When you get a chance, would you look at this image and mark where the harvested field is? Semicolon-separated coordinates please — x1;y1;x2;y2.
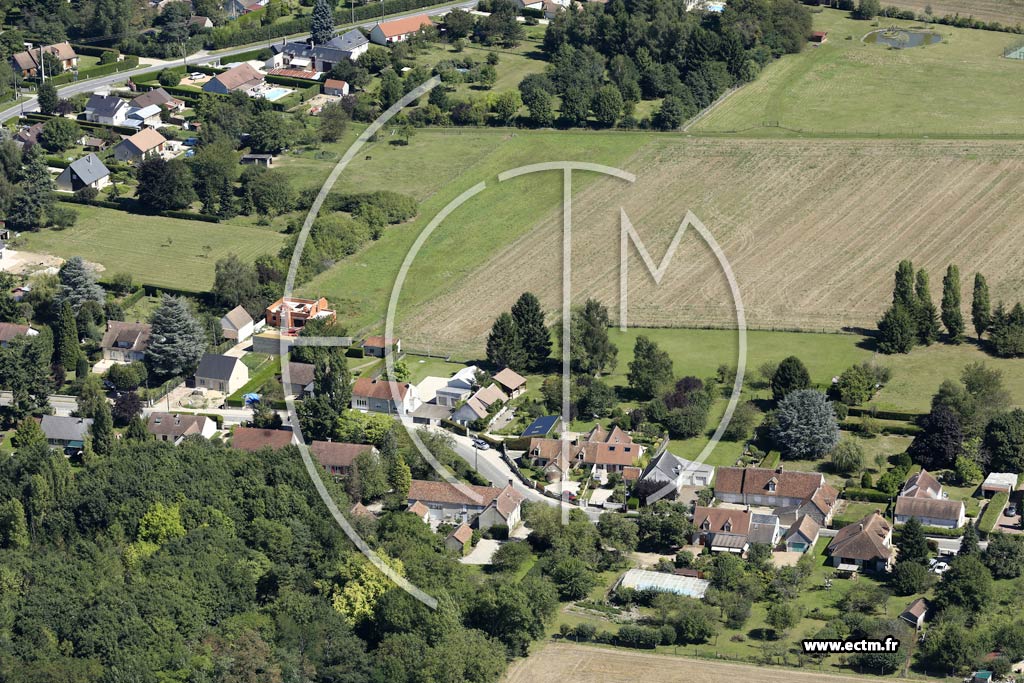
397;136;1024;354
503;643;916;683
885;0;1024;25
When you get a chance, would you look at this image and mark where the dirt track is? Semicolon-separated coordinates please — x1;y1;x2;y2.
504;643;921;683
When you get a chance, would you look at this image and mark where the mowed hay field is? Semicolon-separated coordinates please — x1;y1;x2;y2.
885;0;1024;25
503;643;918;683
692;8;1024;135
397;136;1024;353
19;204;286;292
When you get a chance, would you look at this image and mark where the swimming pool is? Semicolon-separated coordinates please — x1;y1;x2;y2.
262;87;293;102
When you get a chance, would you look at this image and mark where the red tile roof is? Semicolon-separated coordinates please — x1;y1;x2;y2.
352;377;410;401
827;512;893;562
375;14;433;38
693;506;751;535
311;441;374;469
231;427;294;452
715;466;827;501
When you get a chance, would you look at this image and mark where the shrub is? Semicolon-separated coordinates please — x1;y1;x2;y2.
158;69;181;87
615;624;661;649
74;186;99;202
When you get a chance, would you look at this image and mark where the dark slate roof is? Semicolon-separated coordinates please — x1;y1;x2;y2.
65;153;110;186
85;93;127;118
195;353;244;380
327;29;369;52
40;415;92;442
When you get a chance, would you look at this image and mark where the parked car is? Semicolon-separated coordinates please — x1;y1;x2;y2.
471;437;490;450
931;562;950;575
1008;504;1018;517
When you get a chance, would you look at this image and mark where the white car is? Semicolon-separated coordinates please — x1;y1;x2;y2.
931;562;950;575
471;437;490;451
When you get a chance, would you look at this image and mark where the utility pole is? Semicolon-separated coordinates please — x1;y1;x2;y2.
39;45;45;84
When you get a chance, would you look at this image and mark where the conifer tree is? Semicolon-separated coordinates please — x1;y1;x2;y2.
311;0;335;45
511;292;551;371
941;264;964;343
486;312;525;370
972;273;991;340
146;296;207;377
56;300;81;370
915;269;940;346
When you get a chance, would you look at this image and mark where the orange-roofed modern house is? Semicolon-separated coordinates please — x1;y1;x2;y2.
362;335;400;358
407;479;523;530
231;427;295;452
369;14;434;45
264;296;336;332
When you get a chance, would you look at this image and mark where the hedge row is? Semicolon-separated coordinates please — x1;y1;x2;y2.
265;73;321;88
842;487;892;503
47;55;140;86
847;406;922;422
120;288;147;309
918;524;965;538
70;44;120;58
760;451;781;469
23;111;137;136
52;194;224;225
979;492;1009;536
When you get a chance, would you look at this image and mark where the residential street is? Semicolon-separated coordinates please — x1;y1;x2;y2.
0;1;478;124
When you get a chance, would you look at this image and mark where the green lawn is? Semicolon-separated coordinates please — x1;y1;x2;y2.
693;8;1024;136
294;127;651;334
19;205;286;293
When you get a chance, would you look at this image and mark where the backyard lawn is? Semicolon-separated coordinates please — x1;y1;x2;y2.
19;204;286;292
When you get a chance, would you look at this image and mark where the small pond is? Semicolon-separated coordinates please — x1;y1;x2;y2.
863;28;942;48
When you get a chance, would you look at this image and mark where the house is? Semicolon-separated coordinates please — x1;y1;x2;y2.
714;465;838;526
894;497;966;529
84;94;130;126
220;305;254;342
231;426;294;451
147;412;217;443
311;440;376;477
407;479;524;530
56;154;110;193
528;425;643;480
194;354;249;394
691;506;752;554
541;0;565;18
203;63;266;95
267;30;369;72
810;30;828;44
351;501;375;518
783;514;820;553
369;14;434;45
513;0;543;10
901;469;943;499
114;128;167;163
435;365;479;407
283;361;315;397
13;123;44;149
11;42;78;77
362;335;400;358
982;472;1016;497
635;443;714;503
492;367;527;398
445;522;473;555
130;87;186;112
351;377;421;415
100;321;151;363
900;598;928;630
126;104;163;128
748;513;782;546
264;296;336;331
407;500;431;523
240;153;274;167
452;383;507;426
826;511;894;573
0;323;38;348
40;415;92;456
324;79;349;96
189;15;214;29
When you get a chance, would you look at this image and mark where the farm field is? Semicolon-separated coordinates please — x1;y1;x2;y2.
18;204;286;292
692;8;1024;135
885;0;1024;25
389;134;1024;350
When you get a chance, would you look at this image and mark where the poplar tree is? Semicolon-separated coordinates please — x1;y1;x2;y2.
941;264;964;343
972;273;991;340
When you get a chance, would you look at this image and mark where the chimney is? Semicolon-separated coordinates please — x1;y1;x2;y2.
776;464;784;474
508;479;514;488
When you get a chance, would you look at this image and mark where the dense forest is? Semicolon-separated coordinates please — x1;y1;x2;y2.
0;434;558;681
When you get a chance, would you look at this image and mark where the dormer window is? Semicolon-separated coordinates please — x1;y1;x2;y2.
767;478;777;493
723;520;732;532
701;519;710;530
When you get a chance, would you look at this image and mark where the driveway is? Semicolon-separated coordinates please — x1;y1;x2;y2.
588;487;615;506
461;538;501;565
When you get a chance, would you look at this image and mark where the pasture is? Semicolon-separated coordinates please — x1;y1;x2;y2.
19;205;286;292
692;8;1024;135
883;0;1024;25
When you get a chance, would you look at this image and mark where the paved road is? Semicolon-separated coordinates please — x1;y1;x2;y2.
0;391;79;416
444;430;602;521
0;0;477;123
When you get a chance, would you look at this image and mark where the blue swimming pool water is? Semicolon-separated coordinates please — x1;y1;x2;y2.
263;87;292;102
